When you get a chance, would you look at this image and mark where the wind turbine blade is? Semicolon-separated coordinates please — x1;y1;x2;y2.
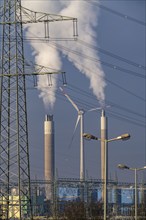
69;114;81;148
59;87;79;112
105;105;111;109
86;105;111;113
87;107;102;112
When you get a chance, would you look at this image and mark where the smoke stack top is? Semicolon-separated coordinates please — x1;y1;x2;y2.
101;109;105;117
45;115;53;121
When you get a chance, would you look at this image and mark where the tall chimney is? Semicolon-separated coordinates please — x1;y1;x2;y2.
44;115;55;200
100;109;108;181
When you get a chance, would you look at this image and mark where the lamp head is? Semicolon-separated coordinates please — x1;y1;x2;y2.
83;133;98;140
116;133;130;141
117;164;129;170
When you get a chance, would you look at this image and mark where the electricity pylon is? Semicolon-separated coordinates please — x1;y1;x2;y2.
0;0;77;219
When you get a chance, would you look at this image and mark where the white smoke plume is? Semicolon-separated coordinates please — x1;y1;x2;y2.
22;0;106;109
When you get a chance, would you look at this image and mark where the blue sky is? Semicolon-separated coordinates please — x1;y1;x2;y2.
23;0;145;183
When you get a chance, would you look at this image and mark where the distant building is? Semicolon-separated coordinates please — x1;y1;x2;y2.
0;195;27;219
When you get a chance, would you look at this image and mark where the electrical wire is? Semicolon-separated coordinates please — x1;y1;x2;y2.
77;39;146;71
26;76;146;128
23;36;146;71
23;38;145;79
24;42;145;125
84;0;146;27
20;0;146;27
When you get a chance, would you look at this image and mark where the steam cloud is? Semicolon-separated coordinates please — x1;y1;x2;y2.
23;0;106;110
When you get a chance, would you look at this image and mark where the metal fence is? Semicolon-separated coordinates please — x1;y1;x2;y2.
30;178;146;219
0;178;146;219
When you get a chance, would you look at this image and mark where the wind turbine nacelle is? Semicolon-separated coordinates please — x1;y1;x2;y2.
79;110;84;115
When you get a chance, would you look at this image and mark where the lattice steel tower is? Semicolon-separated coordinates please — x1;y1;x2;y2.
0;0;77;219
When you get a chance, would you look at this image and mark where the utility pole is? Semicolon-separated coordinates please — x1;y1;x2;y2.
0;1;77;219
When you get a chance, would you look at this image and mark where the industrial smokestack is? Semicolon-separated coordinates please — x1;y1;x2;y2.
100;109;108;181
44;115;55;200
100;109;108;202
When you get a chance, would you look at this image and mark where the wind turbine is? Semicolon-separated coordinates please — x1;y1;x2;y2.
60;87;85;181
60;87;110;181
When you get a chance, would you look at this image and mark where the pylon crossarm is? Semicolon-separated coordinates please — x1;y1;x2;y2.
0;61;65;76
20;6;77;24
30;64;65;75
21;6;78;38
0;8;77;24
25;62;67;85
0;62;67;86
0;72;65;77
0;5;78;37
0;71;66;87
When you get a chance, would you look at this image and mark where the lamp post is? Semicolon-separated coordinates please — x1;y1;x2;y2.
118;164;146;220
83;133;130;220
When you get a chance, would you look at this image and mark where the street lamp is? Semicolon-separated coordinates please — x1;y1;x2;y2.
118;164;146;220
83;133;130;142
83;133;130;220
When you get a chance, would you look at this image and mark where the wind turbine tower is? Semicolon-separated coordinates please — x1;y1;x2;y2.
0;1;77;219
60;88;85;181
